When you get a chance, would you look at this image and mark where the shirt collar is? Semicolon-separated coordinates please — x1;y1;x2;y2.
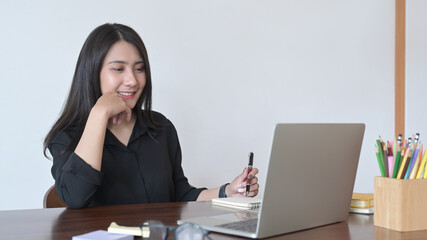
130;117;159;143
105;112;159;146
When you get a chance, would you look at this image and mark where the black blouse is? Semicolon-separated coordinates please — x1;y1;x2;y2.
49;111;206;208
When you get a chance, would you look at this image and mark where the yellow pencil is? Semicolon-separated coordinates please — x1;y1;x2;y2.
416;149;427;179
410;144;423;179
397;148;409;179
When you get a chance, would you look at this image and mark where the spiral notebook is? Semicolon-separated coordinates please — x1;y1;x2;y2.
212;197;262;210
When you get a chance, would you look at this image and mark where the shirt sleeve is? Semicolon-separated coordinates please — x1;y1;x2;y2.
49;131;103;208
167;123;207;201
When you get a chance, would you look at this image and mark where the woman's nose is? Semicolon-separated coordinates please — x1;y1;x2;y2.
123;70;137;87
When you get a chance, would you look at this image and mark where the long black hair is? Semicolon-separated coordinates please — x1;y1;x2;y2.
44;23;154;157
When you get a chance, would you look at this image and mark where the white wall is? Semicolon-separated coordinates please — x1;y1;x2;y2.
0;0;396;210
406;0;427;137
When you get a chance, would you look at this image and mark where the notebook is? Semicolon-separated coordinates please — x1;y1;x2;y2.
349;206;374;215
178;123;365;239
350;193;374;208
212;197;262;210
349;193;374;215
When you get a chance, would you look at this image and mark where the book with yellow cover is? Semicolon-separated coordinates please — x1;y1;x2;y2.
350;193;374;215
351;193;374;208
349;206;374;215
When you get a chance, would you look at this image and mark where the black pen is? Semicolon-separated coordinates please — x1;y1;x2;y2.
246;152;254;196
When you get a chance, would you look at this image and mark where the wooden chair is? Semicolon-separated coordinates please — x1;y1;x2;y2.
43;185;68;208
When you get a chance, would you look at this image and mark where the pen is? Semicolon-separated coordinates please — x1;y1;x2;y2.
246;152;254;196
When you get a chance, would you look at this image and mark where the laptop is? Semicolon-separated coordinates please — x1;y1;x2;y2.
178;123;365;239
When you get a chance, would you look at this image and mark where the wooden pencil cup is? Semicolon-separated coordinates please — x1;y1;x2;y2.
374;176;427;232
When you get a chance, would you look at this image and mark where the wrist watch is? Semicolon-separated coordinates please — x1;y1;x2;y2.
219;183;230;198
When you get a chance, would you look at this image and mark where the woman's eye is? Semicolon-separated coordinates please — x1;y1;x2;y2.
113;67;124;72
136;66;145;72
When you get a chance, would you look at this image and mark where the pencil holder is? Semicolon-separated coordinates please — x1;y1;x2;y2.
374;176;427;232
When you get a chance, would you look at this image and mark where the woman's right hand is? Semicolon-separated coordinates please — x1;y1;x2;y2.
74;92;131;171
93;92;132;125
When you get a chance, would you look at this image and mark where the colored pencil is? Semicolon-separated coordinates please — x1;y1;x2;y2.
410;144;423;179
382;141;389;177
405;145;420;179
416;149;427;179
392;144;402;178
397;148;411;179
375;144;386;177
400;149;413;179
387;142;394;177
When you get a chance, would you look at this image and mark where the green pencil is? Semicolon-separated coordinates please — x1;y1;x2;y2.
375;143;386;177
392;149;402;178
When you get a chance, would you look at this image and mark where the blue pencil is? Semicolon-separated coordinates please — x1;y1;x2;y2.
405;146;420;179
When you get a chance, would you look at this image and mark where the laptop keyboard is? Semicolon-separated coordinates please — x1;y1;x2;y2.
216;218;258;233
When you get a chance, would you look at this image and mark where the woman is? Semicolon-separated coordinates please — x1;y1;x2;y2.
44;23;259;208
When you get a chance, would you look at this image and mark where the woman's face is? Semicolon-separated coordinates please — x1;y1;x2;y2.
100;40;146;109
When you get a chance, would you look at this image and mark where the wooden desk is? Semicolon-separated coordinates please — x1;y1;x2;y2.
0;201;426;239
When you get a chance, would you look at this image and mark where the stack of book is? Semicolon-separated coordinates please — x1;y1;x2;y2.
349;193;374;215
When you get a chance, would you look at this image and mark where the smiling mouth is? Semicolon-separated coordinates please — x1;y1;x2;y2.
117;91;136;98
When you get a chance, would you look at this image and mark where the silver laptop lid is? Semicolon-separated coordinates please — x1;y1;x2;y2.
256;123;365;238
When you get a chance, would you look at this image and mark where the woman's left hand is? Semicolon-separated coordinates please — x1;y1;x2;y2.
226;168;259;197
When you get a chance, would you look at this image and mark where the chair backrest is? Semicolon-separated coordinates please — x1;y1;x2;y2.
43;185;68;208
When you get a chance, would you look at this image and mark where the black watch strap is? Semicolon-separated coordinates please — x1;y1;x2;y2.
219;183;230;198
